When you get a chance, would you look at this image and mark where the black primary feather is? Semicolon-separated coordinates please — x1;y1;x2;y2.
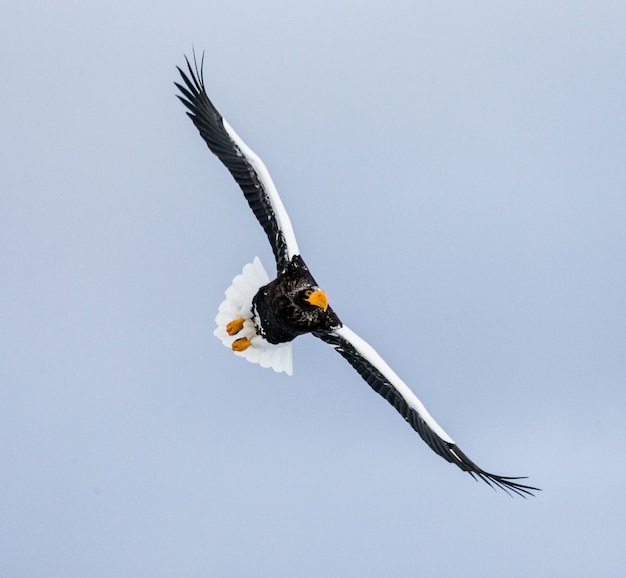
175;54;292;272
314;329;540;497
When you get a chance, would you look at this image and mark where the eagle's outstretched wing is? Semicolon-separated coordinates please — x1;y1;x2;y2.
314;325;539;497
175;54;299;273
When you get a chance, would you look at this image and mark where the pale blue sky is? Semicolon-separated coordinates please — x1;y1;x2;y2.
2;1;626;576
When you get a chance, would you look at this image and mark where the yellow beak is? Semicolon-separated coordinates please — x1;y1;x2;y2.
306;289;328;311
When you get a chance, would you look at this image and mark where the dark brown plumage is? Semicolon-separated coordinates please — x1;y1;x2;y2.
252;255;340;344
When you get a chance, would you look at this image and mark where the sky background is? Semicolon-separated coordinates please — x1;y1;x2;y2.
2;1;626;576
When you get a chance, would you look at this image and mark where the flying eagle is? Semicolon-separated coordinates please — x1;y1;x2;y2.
175;55;538;497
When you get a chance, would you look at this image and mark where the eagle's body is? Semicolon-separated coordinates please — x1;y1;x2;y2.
252;255;340;344
175;55;538;497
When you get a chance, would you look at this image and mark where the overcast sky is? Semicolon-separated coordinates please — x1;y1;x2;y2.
2;1;626;576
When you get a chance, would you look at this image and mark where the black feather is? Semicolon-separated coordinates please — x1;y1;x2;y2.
314;329;540;497
175;54;291;272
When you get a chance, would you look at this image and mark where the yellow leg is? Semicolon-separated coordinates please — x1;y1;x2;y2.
226;317;245;336
232;337;252;352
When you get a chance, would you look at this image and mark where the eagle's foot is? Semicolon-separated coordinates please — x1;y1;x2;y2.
232;337;252;352
226;317;245;336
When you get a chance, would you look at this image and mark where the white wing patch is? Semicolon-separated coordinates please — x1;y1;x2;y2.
214;257;293;375
335;325;456;444
222;119;300;260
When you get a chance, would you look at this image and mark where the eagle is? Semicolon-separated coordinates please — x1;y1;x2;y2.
175;54;538;497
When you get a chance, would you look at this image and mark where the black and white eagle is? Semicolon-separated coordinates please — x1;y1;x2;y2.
175;55;538;497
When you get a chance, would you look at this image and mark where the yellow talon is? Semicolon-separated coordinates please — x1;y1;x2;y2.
232;337;252;352
226;317;245;336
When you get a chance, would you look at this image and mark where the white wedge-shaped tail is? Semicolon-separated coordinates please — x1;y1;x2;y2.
214;257;293;375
